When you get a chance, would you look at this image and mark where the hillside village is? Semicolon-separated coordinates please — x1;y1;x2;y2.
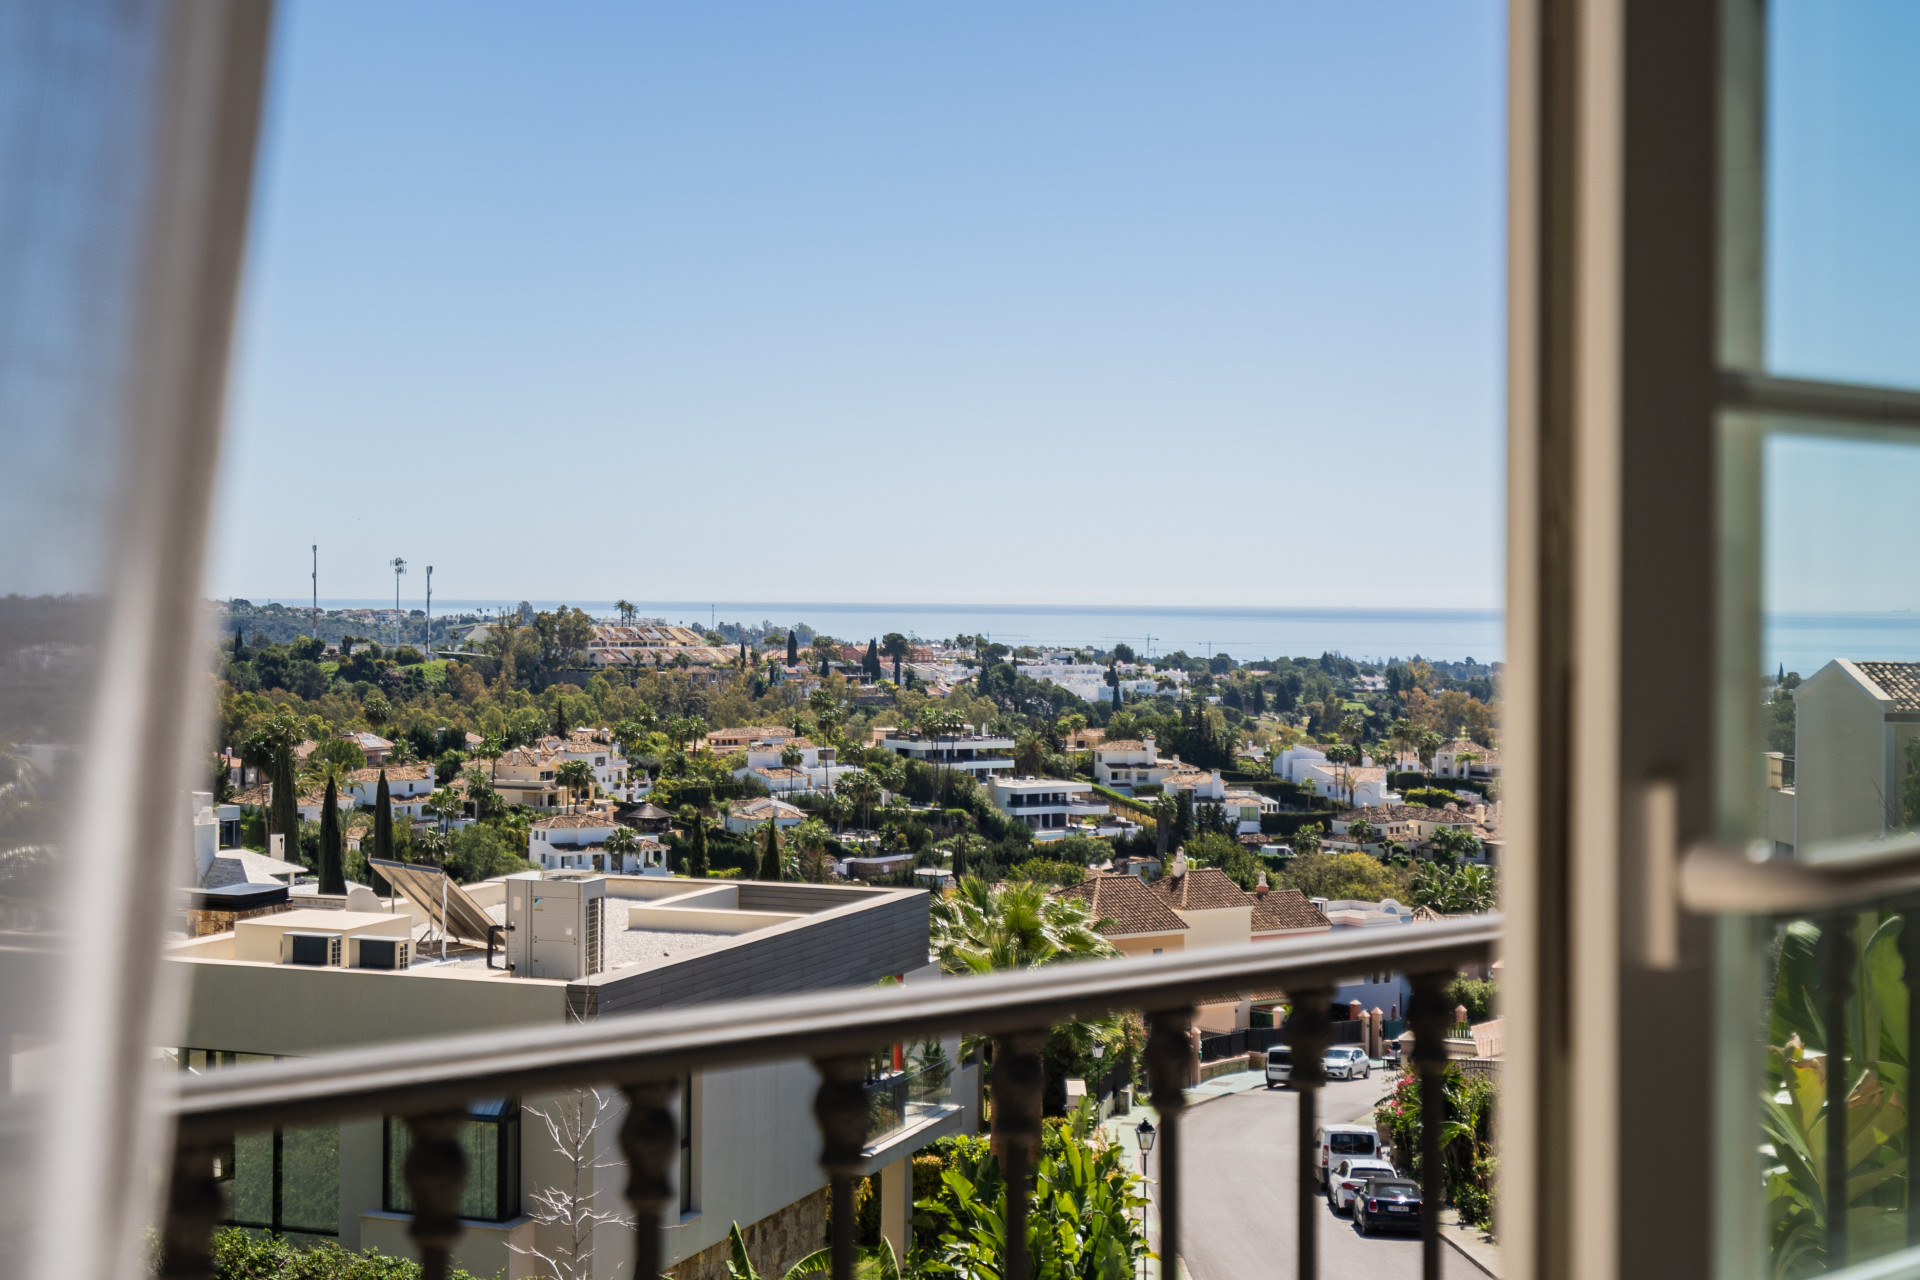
209;601;1502;917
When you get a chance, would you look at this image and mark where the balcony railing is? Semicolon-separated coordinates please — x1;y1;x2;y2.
157;915;1497;1280
864;1063;953;1144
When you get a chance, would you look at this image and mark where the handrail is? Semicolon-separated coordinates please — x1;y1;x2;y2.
1720;369;1920;430
164;915;1497;1138
1680;837;1920;914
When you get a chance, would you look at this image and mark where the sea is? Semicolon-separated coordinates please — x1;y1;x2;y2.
263;599;1920;676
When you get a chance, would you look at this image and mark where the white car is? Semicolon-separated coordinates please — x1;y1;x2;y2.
1322;1045;1371;1080
1327;1157;1400;1214
1314;1123;1383;1185
1264;1045;1293;1088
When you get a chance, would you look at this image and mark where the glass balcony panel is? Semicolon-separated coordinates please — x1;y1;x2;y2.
1767;3;1920;389
280;1124;342;1235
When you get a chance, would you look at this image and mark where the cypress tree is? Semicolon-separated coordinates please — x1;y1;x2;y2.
864;639;881;681
820;651;830;678
318;774;346;894
950;840;968;880
373;769;394;865
689;816;710;878
787;630;799;666
269;742;300;859
1173;789;1194;848
758;819;782;880
553;701;569;738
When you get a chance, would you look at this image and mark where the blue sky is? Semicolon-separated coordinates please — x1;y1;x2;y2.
210;2;1507;608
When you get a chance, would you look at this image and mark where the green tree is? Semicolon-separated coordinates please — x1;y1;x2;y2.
791;817;833;882
445;823;529;883
1292;821;1323;856
882;632;911;685
373;770;394;864
757;819;782;881
1280;850;1403;902
1429;824;1484;866
683;809;711;878
269;740;300;857
317;775;346;894
786;630;799;666
839;769;881;830
864;638;883;682
310;736;368;774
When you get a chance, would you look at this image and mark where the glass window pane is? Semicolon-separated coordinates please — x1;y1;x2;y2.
228;1132;274;1229
1763;430;1920;855
1767;2;1920;388
278;1124;339;1235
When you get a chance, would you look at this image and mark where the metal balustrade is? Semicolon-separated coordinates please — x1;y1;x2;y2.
157;915;1497;1280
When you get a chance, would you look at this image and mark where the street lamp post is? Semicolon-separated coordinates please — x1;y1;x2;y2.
390;557;407;650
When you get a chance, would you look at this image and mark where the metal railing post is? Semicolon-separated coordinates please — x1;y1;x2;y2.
158;1137;225;1280
620;1081;679;1280
814;1055;870;1280
993;1031;1047;1280
1286;989;1334;1280
1820;914;1855;1269
403;1112;469;1280
1408;972;1453;1280
1144;1010;1192;1280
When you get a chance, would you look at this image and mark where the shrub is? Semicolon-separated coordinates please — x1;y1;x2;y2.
206;1229;483;1280
1447;975;1499;1022
1008;858;1085;886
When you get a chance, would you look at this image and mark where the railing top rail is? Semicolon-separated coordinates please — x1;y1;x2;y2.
165;914;1497;1138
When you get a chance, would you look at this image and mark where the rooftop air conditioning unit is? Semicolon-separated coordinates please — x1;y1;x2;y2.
352;936;410;970
503;875;606;980
282;931;342;967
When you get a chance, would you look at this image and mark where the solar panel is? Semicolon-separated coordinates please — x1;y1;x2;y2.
368;859;497;946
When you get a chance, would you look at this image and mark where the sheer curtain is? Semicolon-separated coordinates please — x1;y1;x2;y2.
0;3;271;1276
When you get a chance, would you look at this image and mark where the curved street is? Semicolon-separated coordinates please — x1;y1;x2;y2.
1154;1074;1486;1280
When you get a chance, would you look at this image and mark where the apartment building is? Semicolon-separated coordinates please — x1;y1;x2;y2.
490;746;562;810
169;873;959;1280
870;725;1014;779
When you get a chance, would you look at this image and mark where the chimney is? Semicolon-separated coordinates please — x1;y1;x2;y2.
1254;869;1270;897
1172;847;1188;878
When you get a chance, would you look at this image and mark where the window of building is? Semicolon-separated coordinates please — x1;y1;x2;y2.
176;1049;339;1245
382;1098;520;1224
679;1076;695;1217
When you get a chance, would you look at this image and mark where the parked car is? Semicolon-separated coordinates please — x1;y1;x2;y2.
1328;1157;1399;1213
1323;1045;1371;1080
1353;1177;1424;1236
1265;1045;1292;1087
1313;1123;1382;1185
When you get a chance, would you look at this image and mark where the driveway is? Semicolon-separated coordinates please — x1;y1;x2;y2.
1160;1074;1484;1280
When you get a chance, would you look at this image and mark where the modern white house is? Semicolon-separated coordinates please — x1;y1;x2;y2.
734;739;862;797
167;875;961;1280
1092;737;1184;793
871;725;1015;778
985;776;1107;841
528;813;668;874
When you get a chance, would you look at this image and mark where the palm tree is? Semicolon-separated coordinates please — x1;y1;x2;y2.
614;599;635;626
555;759;595;812
790;817;832;883
839;769;881;831
1323;742;1360;806
929;879;1115;974
1415;728;1444;772
604;825;641;874
422;784;461;834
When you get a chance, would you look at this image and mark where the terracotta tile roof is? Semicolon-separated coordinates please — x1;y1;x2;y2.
347;763;433;785
1338;804;1480;826
1152;867;1253;912
1856;661;1920;711
752;767;810;781
1057;874;1188;937
532;813;623;830
1094;741;1151;753
1252;889;1331;933
734;796;806;819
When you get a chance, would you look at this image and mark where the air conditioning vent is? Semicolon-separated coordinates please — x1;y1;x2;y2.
283;931;342;967
354;936;410;970
585;896;603;976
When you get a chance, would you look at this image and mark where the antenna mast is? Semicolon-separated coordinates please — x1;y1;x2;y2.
390;557;407;650
425;566;433;657
311;545;318;638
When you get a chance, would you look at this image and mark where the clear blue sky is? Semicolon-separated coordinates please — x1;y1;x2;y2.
211;2;1507;608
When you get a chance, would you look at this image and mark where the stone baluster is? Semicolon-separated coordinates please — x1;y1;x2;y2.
403;1112;469;1280
620;1081;680;1280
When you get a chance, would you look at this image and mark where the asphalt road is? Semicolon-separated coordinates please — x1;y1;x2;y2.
1162;1075;1482;1280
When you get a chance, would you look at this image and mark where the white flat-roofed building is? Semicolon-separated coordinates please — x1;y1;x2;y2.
734;738;863;796
1092;736;1187;793
986;775;1108;842
872;725;1014;778
529;813;667;874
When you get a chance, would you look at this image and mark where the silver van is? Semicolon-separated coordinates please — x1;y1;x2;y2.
1265;1045;1292;1087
